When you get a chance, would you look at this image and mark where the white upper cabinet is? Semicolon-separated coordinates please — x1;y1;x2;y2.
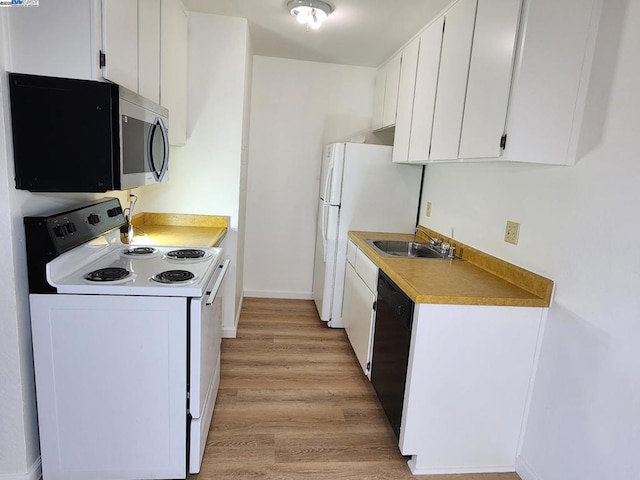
138;0;162;104
429;0;478;161
371;53;402;131
102;0;139;94
7;0;189;145
7;0;102;80
382;54;402;129
458;0;521;159
161;0;189;145
103;0;162;103
371;68;386;130
502;0;601;165
392;38;420;164
408;17;445;163
383;0;601;166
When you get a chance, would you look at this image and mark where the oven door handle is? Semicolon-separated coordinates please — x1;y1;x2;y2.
205;259;230;306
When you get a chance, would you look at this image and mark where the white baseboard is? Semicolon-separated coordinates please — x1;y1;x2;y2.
0;458;41;480
222;293;243;339
243;290;313;300
407;456;515;475
515;456;542;480
222;326;236;338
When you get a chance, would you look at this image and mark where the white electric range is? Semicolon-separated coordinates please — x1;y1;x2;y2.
25;198;228;480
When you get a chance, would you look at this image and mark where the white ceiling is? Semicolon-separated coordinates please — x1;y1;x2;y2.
182;0;452;67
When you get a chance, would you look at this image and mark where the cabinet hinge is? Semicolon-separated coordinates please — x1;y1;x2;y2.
366;361;371;372
99;50;106;68
500;134;507;150
373;300;377;311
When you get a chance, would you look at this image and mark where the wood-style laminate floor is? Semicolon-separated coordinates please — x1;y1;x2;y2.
196;298;521;480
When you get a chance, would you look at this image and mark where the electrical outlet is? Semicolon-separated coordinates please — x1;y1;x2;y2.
425;202;432;217
504;221;520;245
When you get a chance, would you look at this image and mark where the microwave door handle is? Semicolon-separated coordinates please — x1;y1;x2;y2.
205;259;230;306
157;117;169;180
147;118;169;181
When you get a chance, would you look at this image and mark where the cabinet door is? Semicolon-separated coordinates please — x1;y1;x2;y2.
505;0;600;165
371;67;386;131
458;0;521;159
392;38;420;164
355;249;378;294
408;16;445;163
102;0;139;93
343;263;376;376
138;0;161;103
429;0;478;161
161;0;189;145
382;54;402;128
347;240;358;267
6;0;100;80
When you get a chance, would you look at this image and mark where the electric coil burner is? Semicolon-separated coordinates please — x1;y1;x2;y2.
122;246;158;256
166;249;209;261
84;267;131;282
152;269;196;284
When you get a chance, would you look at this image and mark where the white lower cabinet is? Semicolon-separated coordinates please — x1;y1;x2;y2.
400;303;547;475
342;241;378;378
346;238;548;474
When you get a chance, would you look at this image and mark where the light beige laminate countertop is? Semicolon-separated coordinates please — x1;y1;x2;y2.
125;213;228;248
349;230;553;307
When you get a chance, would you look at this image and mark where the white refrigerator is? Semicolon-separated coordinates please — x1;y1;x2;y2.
312;142;422;328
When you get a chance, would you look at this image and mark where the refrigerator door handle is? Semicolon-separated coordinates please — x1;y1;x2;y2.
323;162;334;203
321;204;329;261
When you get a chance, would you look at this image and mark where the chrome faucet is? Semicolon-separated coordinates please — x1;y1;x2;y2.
415;227;441;247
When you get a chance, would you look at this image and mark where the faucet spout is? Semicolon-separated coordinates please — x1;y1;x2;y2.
415;226;441;246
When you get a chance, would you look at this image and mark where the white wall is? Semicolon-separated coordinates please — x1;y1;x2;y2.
417;1;639;478
244;57;376;298
236;28;253;318
133;13;252;336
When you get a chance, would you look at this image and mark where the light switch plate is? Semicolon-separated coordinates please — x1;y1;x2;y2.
504;221;520;245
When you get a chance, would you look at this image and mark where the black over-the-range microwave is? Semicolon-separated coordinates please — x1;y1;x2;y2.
8;73;169;192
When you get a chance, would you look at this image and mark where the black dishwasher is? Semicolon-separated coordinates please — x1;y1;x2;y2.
371;271;414;441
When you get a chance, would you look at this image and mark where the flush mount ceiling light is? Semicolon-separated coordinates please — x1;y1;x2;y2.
287;0;334;31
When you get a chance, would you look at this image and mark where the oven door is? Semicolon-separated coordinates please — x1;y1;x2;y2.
188;258;230;473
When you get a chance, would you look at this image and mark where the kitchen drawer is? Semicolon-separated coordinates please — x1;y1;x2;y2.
355;248;378;294
347;240;357;267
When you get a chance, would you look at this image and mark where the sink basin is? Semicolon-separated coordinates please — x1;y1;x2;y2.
366;239;450;259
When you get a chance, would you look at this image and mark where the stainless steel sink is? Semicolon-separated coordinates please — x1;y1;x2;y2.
365;239;452;259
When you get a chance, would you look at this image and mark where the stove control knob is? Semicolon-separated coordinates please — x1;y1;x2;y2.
87;214;100;225
53;224;67;237
107;206;123;217
66;222;77;234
